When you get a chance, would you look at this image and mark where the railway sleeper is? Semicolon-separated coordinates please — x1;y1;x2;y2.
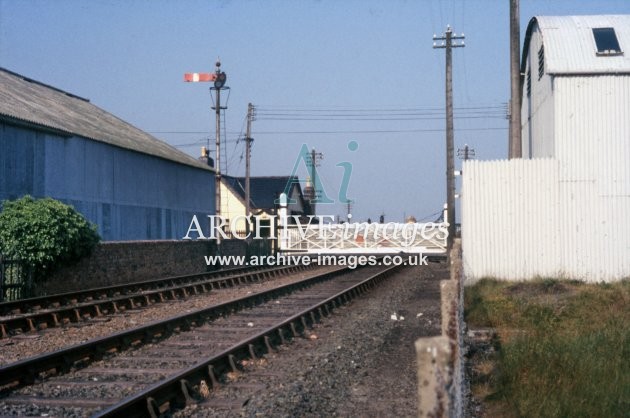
2;264;381;413
146;397;162;418
180;378;197;405
207;364;220;388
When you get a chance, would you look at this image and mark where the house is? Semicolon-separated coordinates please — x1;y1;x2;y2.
462;15;630;282
0;68;215;241
221;175;313;234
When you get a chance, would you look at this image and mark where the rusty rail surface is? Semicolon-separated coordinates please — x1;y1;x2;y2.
96;264;401;418
0;264;313;338
0;263;401;417
0;264;353;388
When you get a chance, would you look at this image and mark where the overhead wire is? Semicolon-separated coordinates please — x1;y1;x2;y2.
171;136;240;149
255;104;505;112
418;209;445;222
156;102;507;145
460;0;472;103
252;127;507;135
254;104;507;122
256;116;505;121
170;136;209;148
251;103;507;138
226;112;249;175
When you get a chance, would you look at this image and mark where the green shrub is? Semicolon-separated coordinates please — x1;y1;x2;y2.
0;195;100;279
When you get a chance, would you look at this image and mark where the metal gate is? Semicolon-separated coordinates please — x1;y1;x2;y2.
0;257;33;301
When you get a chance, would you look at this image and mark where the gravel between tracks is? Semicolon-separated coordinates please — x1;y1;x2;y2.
176;262;446;418
0;266;338;365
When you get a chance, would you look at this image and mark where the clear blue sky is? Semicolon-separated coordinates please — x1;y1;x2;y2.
1;0;628;222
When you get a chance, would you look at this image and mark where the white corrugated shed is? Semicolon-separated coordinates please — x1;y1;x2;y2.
520;20;555;159
521;15;630;158
523;15;630;75
554;74;630;280
464;15;630;282
554;76;630;187
462;159;562;282
462;158;630;283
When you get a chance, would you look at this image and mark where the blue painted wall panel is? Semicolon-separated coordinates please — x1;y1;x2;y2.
43;133;67;197
1;123;214;241
63;138;87;200
0;124;35;198
32;133;46;197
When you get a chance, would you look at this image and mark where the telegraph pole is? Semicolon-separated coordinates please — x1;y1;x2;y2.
458;144;476;161
434;26;465;251
309;148;323;215
509;0;522;158
245;103;255;234
346;200;353;222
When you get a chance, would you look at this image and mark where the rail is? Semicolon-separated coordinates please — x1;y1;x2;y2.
0;264;314;338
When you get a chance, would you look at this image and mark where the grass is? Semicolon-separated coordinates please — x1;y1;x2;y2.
465;278;630;418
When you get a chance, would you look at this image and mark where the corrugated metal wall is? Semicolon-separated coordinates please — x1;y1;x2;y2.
462;159;561;282
462;157;630;283
0;123;214;241
554;75;630;280
480;19;630;282
521;26;555;159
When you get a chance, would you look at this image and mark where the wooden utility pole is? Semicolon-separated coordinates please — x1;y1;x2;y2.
509;0;522;158
346;200;353;222
245;103;255;234
458;144;476;161
309;148;323;216
434;26;465;251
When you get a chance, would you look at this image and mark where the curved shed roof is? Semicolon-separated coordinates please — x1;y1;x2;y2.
522;15;630;75
0;67;212;171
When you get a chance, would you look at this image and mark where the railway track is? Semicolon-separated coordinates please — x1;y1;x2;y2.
0;264;315;339
0;263;401;417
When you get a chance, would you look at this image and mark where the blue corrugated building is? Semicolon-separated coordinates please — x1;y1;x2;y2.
0;68;215;241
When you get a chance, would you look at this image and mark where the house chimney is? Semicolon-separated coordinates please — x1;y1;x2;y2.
304;176;314;201
199;146;214;168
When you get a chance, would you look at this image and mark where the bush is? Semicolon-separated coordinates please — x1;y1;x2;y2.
0;195;100;279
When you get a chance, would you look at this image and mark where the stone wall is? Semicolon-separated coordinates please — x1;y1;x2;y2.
416;239;465;417
220;239;247;258
40;240;217;295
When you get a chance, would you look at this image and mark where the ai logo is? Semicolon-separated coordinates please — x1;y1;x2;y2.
276;141;358;205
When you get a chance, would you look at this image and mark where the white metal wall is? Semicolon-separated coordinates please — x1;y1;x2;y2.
554;76;630;191
462;157;630;283
505;17;630;282
462;159;561;282
521;26;555;159
554;75;630;280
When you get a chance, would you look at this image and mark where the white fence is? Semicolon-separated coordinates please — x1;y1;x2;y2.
279;222;447;254
462;158;630;283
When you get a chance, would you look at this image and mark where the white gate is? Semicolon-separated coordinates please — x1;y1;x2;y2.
279;222;447;254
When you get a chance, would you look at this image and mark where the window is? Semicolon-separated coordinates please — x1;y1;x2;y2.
538;45;545;80
526;69;531;97
593;27;623;55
